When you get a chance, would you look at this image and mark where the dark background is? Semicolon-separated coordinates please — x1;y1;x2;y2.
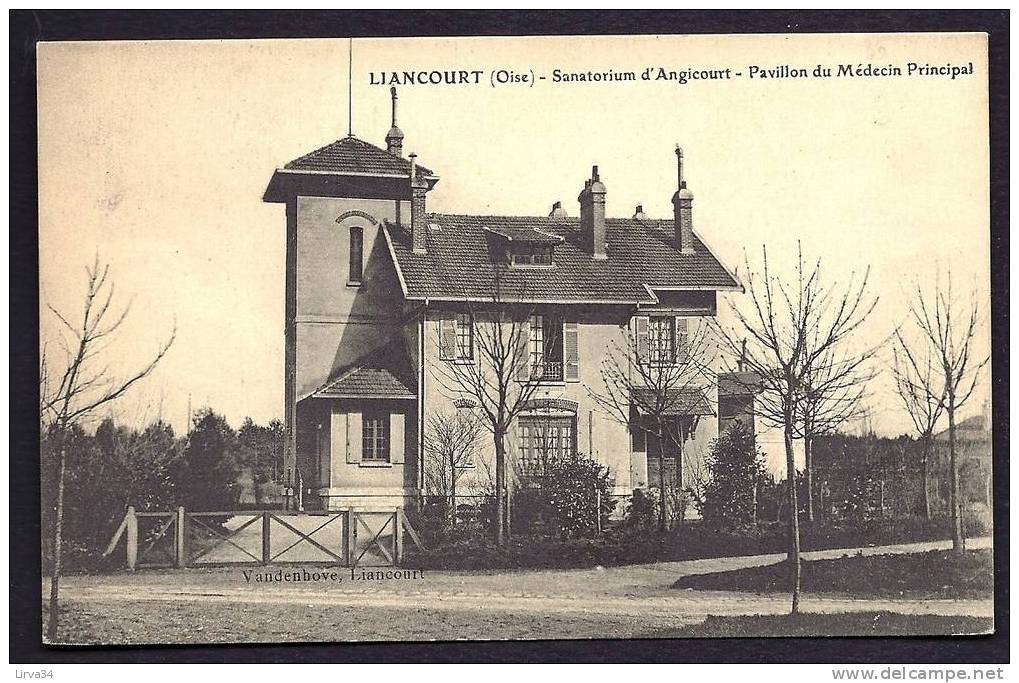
10;9;1009;664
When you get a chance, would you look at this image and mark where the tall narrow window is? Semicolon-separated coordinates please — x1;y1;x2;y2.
528;314;564;380
349;226;364;284
648;316;676;364
362;411;390;462
455;313;474;360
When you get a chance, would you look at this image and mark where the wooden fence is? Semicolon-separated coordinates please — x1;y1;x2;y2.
103;507;425;570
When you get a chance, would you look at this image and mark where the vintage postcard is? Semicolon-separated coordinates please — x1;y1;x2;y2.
37;32;993;645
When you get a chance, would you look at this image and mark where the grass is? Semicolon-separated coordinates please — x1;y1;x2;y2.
653;612;994;637
672;549;993;599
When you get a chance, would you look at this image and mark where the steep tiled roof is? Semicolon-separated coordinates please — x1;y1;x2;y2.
311;342;416;399
386;214;739;303
284;136;434;178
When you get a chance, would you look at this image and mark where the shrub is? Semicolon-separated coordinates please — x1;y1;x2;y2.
540;455;614;538
699;423;768;530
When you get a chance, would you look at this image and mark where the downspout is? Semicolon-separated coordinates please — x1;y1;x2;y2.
417;298;429;505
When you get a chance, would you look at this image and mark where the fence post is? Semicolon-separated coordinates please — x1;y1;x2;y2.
126;506;138;571
595;490;602;535
344;509;356;568
175;506;186;568
262;511;271;565
394;509;404;565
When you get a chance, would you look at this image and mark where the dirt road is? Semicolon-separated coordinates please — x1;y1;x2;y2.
45;537;993;643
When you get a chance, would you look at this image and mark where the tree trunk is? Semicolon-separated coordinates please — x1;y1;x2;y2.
921;435;932;521
657;419;668;532
947;399;964;554
494;430;507;546
804;433;814;523
784;422;802;614
449;450;457;528
47;437;67;642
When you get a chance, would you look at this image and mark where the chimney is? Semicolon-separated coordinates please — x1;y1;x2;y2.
385;87;404;157
672;146;695;254
633;204;647;220
578;165;607;259
410;153;427;254
548;201;568;218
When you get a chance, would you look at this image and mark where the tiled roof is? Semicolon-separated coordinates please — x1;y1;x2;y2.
934;414;990;443
311;343;416;399
632;387;714;417
718;371;762;396
484;225;564;244
284;135;434;179
385;214;739;303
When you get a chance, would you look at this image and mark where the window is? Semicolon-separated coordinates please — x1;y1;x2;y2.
528;314;564;380
455;313;473;360
440;314;473;361
518;416;576;477
510;244;553;266
648;316;676;364
362;412;390;462
348;226;364;284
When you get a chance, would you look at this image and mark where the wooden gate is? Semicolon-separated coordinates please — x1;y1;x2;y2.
104;507;425;569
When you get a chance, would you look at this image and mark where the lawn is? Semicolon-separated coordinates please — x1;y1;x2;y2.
672;549;993;599
653;612;993;637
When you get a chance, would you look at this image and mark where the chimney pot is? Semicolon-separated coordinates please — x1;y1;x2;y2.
549;201;568;218
672;145;695;253
386;87;405;157
579;166;607;259
633;204;647;220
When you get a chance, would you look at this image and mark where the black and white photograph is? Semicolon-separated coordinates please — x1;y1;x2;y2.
14;16;1005;663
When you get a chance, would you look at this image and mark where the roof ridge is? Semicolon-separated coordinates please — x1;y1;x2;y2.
425;212;672;224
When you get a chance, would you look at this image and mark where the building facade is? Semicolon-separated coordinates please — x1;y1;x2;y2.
264;94;744;512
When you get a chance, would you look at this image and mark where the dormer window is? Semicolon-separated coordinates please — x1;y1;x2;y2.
482;225;563;269
510;244;554;266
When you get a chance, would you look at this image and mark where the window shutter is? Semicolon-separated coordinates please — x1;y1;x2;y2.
346;412;362;464
516;317;531;381
564;321;580;382
439;316;457;360
676;318;689;363
634;316;650;364
390;412;405;464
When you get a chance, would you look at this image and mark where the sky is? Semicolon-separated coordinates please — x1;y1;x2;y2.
38;34;991;455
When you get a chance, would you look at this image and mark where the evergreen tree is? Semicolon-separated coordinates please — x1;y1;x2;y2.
700;422;767;530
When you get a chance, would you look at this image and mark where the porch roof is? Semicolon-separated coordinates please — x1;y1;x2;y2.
310;342;417;400
631;387;714;417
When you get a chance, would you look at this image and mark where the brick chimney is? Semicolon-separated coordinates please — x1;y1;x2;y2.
385;87;404;158
633;204;647;220
410;153;427;254
671;146;695;254
578;165;607;259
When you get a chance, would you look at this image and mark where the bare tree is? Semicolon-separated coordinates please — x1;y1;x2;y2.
714;245;877;613
588;317;714;530
891;332;946;520
795;340;877;523
40;256;175;641
422;408;483;527
431;272;556;546
897;270;988;553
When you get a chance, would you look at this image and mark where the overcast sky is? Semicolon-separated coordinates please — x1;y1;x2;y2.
38;34;991;457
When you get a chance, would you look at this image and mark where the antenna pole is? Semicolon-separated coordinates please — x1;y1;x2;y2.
348;38;353;136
